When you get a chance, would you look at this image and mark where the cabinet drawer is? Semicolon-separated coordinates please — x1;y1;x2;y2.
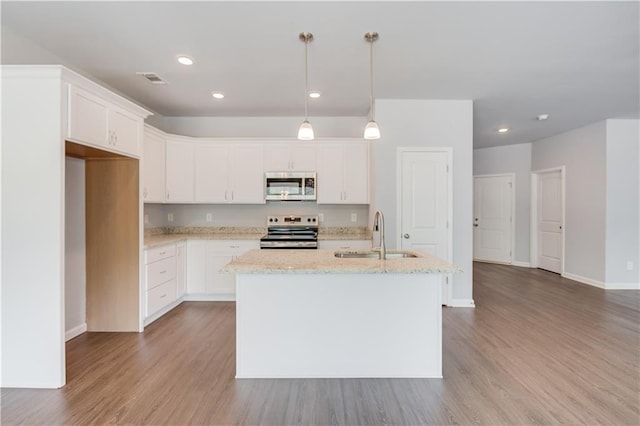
207;240;259;254
147;280;177;317
146;244;176;264
146;257;177;290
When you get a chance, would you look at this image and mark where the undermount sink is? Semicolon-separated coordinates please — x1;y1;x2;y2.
334;250;419;259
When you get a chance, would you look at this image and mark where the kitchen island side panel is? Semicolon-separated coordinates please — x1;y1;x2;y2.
236;273;442;378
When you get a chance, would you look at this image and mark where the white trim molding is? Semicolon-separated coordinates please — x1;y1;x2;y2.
448;298;476;308
65;323;87;342
604;282;640;290
512;261;531;268
183;293;235;302
562;272;605;289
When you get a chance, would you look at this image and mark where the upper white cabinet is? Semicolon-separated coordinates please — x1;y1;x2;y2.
166;138;195;203
264;143;317;171
142;125;166;202
194;143;264;204
68;85;142;157
317;142;369;204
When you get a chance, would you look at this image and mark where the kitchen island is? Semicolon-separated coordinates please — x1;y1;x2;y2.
223;249;460;379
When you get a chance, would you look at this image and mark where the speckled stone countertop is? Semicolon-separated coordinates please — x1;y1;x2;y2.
144;226;370;248
222;249;461;274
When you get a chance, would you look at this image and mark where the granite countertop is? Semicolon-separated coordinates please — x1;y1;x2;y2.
222;249;461;274
144;226;371;248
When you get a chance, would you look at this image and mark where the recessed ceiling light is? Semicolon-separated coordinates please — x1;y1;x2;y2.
212;92;224;99
309;91;321;99
497;127;509;133
177;56;194;66
536;114;550;121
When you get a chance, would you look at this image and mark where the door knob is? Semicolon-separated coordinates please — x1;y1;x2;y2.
403;233;410;239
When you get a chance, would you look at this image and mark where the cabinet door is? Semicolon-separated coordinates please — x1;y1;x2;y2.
317;144;345;204
264;143;291;171
109;106;141;157
68;85;109;148
342;143;369;204
166;139;195;203
186;241;206;294
194;144;229;202
176;242;187;298
230;144;265;204
206;251;235;294
142;129;166;202
290;144;317;171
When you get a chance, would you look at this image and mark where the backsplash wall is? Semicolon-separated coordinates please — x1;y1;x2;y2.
144;203;369;229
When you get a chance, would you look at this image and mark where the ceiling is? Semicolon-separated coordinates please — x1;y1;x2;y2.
2;1;638;148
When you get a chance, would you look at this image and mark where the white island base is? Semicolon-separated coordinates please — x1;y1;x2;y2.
235;273;442;378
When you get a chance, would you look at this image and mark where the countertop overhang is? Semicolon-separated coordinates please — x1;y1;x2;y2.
222;249;461;274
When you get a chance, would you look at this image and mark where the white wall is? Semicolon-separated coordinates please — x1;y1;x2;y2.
146;203;369;229
532;121;607;283
473;143;532;264
605;119;640;288
64;158;87;339
1;70;66;387
373;99;474;305
155;116;365;139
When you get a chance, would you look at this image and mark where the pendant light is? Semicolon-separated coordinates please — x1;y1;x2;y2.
364;32;380;140
298;32;314;140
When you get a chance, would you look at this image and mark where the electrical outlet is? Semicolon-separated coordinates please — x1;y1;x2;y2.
351;213;357;222
318;213;325;223
627;261;634;271
206;213;213;222
167;213;174;222
144;214;149;224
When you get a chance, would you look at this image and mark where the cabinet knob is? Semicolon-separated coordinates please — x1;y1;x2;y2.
403;233;410;239
473;224;478;227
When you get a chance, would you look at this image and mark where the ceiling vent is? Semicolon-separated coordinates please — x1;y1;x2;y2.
136;72;168;85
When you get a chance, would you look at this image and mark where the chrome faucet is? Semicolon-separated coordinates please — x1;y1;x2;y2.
372;210;386;260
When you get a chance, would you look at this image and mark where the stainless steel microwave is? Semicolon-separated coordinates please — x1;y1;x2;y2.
265;171;316;201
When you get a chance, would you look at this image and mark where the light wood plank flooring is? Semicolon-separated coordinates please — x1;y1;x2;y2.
2;263;639;425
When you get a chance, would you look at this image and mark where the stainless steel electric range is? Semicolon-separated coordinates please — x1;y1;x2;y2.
259;215;318;249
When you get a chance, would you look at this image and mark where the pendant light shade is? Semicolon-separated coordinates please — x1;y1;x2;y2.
298;120;314;140
298;32;314;140
364;32;380;140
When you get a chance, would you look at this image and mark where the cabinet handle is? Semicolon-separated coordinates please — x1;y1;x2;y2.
231;191;234;201
143;188;148;198
159;270;167;274
159;251;166;255
160;293;167;299
167;192;170;200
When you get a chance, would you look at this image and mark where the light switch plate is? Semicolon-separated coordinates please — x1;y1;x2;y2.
206;213;213;222
144;214;149;224
351;213;357;222
627;261;634;271
318;213;325;223
167;213;174;222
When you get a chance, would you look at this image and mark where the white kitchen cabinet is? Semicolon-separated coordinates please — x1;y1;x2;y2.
176;242;187;298
194;143;264;204
265;142;317;171
142;126;166;202
166;138;195;203
317;142;369;204
68;85;142;157
318;239;372;250
144;243;181;323
186;240;259;300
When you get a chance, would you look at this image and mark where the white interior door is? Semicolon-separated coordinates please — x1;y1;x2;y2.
473;175;513;263
399;150;450;304
537;170;563;273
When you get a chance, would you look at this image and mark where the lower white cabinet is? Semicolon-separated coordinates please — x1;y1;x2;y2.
144;243;185;323
318;240;372;250
186;240;259;300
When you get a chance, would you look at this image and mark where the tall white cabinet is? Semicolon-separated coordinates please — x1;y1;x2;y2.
317;142;370;204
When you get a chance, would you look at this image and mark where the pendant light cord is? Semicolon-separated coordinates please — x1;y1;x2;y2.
304;38;309;121
369;37;375;121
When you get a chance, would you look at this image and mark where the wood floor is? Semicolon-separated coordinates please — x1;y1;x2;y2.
3;263;639;425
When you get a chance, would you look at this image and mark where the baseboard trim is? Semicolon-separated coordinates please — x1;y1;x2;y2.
562;272;605;289
512;261;531;268
604;282;640;290
65;323;87;342
144;299;183;328
449;298;476;308
183;293;235;302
